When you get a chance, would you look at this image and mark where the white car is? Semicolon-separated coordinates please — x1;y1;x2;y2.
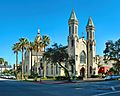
8;75;16;79
1;74;16;79
3;75;9;79
104;75;120;80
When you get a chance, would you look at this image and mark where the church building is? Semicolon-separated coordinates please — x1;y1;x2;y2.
24;9;98;78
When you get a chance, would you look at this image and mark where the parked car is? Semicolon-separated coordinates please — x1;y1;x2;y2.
104;75;120;80
8;75;16;79
0;75;8;79
0;74;16;79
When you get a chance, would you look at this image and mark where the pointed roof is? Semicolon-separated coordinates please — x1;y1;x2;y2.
69;9;78;21
35;28;42;42
87;17;94;27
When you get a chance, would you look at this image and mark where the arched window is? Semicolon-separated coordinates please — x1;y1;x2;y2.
46;64;48;75
71;39;74;47
75;26;77;34
56;64;58;75
69;26;71;35
90;44;92;51
51;64;53;75
90;66;92;74
80;51;86;64
72;25;74;34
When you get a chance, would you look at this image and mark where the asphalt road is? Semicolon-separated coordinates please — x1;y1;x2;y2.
0;78;120;96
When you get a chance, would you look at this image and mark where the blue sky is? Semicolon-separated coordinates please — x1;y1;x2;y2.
0;0;120;65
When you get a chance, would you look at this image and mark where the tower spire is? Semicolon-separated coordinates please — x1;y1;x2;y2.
35;28;42;43
68;9;78;37
69;9;78;21
87;16;94;27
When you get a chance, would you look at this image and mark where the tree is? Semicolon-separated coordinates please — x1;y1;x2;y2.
34;36;43;74
12;42;20;70
4;61;8;70
42;35;50;52
42;35;50;78
0;58;4;74
0;58;4;64
103;39;120;74
27;42;35;75
19;38;29;79
44;43;73;81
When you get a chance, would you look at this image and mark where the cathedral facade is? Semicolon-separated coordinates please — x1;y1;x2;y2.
67;10;98;78
24;10;98;78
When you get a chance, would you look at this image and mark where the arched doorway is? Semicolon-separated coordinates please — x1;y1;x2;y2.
80;67;85;77
90;66;92;74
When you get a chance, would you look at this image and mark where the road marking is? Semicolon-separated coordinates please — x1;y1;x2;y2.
111;86;115;91
92;91;120;96
75;87;82;90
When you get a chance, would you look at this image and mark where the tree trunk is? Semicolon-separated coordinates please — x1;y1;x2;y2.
30;50;32;75
21;47;24;80
16;52;18;70
37;48;38;74
43;46;46;78
43;57;46;78
58;62;71;82
15;52;18;79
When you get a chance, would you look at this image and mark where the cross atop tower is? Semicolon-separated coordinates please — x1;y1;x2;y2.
38;28;40;34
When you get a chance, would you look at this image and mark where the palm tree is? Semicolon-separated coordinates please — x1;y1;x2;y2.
0;58;4;74
34;39;43;73
42;35;50;52
12;42;20;70
42;35;50;78
19;38;29;79
27;42;35;75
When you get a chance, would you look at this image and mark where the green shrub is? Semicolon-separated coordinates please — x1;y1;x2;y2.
91;75;100;78
46;76;54;79
76;76;83;80
28;75;34;79
55;76;68;80
30;72;38;81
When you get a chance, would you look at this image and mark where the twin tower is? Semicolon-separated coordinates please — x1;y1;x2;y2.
67;9;97;78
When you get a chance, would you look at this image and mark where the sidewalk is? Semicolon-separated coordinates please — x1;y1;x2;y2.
34;78;104;84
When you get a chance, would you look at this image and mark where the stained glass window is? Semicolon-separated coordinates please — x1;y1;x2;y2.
80;51;86;64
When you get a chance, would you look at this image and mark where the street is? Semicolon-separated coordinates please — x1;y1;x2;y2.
0;78;120;96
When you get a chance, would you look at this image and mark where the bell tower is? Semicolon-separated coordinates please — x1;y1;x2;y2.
86;17;96;77
68;9;79;76
68;9;78;56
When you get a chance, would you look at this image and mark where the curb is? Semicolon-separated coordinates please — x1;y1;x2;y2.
34;79;105;84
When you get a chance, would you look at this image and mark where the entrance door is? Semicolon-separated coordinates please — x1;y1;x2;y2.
80;67;85;77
